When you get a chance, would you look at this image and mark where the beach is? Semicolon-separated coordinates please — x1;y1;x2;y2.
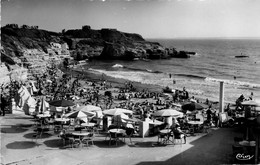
0;66;248;165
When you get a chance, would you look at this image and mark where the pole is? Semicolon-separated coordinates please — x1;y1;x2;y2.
219;81;224;113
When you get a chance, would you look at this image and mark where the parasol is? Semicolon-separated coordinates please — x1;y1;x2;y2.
103;108;133;116
152;109;183;117
75;105;102;112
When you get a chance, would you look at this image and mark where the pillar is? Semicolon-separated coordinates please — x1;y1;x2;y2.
219;81;224;113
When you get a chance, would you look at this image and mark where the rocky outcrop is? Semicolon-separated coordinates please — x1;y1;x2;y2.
1;24;185;74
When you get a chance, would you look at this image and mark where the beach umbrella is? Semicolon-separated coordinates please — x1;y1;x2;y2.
75;105;102;112
103;108;133;116
182;102;208;111
40;97;49;113
65;110;95;119
49;99;75;107
153;109;183;117
241;100;260;106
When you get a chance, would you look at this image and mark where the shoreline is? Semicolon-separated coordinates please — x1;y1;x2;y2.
63;66;228;109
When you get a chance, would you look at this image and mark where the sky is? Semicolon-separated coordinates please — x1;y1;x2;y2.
1;0;260;39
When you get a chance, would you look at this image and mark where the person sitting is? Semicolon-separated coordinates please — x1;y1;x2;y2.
173;124;187;144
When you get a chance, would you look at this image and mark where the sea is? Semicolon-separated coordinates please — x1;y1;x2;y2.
83;38;260;103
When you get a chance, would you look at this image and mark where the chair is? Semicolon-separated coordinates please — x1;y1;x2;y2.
59;130;74;148
173;130;186;144
82;133;95;147
32;127;44;141
93;118;103;134
124;128;134;144
109;132;123;146
202;121;211;134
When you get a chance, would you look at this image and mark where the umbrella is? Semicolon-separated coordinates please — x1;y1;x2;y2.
40;96;49;113
75;105;101;112
103;108;133;116
241;100;260;106
49;99;75;107
153;109;183;117
182;102;208;111
65;110;95;118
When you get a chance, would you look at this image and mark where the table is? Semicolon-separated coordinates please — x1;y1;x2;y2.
81;123;96;132
188;121;203;125
81;123;95;127
109;129;126;134
108;129;126;145
54;118;70;129
71;132;90;148
158;129;173;144
149;120;164;125
37;114;51;118
187;121;203;136
160;129;172;134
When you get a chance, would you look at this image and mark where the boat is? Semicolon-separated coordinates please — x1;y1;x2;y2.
235;55;249;58
235;53;249;58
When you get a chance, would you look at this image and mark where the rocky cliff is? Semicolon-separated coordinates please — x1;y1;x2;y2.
1;24;179;71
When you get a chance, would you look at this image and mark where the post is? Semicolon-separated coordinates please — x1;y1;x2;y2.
219;81;224;113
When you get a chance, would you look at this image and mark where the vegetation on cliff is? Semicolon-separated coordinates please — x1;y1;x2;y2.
1;24;179;66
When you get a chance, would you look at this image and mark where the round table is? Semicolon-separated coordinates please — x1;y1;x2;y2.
55;118;70;122
81;123;95;127
109;129;126;134
71;132;90;148
71;132;90;136
159;129;171;134
37;114;51;118
188;121;203;125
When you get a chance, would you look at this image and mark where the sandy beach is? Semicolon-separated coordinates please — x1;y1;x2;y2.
0;66;248;165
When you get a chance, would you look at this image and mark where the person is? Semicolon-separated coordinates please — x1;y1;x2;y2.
206;108;212;124
249;92;253;100
212;111;219;127
173;124;187;144
0;94;7;116
182;87;189;99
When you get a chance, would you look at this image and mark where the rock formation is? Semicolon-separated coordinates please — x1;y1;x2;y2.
1;24;186;82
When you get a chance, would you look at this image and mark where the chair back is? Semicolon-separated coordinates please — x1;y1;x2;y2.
110;132;117;138
125;128;134;136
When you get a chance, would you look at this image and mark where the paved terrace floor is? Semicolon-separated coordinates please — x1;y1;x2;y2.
1;113;243;165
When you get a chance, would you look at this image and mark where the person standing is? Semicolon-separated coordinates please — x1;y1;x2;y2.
1;94;6;116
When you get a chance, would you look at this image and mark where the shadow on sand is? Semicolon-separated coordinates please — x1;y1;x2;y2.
6;141;41;149
43;139;63;148
1;126;28;134
23;132;53;139
93;140;127;148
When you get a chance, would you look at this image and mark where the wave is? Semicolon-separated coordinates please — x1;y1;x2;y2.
111;64;163;74
205;77;260;89
174;74;206;79
88;68;205;95
112;64;124;68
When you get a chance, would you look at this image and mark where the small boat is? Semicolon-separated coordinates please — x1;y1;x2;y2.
235;53;249;58
235;55;249;58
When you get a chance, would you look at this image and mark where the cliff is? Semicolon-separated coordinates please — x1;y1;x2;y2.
1;24;180;80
